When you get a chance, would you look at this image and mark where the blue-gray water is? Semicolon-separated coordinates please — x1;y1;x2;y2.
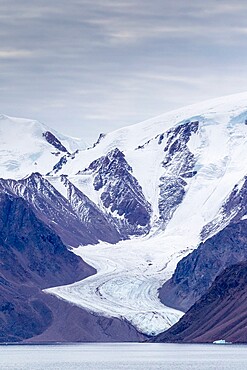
0;343;246;370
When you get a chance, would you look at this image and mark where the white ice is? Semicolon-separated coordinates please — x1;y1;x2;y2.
45;234;192;336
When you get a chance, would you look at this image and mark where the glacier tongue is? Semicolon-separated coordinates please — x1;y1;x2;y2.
45;234;188;336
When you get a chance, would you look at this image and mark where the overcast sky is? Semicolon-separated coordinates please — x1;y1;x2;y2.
2;0;247;142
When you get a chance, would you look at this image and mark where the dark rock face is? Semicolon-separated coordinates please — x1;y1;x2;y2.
159;219;247;312
202;176;247;240
49;155;68;174
42;131;68;153
154;262;247;343
0;292;53;343
90;133;106;149
47;150;80;175
0;193;93;287
85;148;151;236
158;121;198;226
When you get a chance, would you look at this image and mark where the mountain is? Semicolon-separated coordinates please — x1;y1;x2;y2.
79;148;151;236
1;92;247;341
153;261;247;343
0;172;121;246
159;218;247;312
49;92;247;244
0;114;86;179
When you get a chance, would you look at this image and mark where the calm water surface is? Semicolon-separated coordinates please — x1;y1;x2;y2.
0;343;246;370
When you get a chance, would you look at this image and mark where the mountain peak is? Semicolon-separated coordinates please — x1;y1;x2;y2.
0;115;86;179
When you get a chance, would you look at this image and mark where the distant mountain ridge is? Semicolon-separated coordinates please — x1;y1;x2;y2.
0;114;86;179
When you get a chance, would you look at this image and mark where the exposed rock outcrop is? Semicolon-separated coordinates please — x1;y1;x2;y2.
84;148;152;236
159;219;247;312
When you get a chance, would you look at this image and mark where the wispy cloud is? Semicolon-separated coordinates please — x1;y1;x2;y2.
0;49;34;59
1;0;247;141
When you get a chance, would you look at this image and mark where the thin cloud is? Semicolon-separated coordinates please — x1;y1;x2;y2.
0;49;34;59
1;0;247;142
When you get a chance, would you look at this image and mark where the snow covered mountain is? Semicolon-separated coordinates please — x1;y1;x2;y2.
1;92;247;341
45;92;247;337
0;114;86;179
0;172;122;247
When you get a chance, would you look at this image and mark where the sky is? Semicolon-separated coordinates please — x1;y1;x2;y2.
2;0;247;143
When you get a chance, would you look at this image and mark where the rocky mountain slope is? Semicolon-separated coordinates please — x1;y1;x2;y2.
0;172;122;246
154;261;247;343
159;218;247;312
1;92;247;341
0;192;92;342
